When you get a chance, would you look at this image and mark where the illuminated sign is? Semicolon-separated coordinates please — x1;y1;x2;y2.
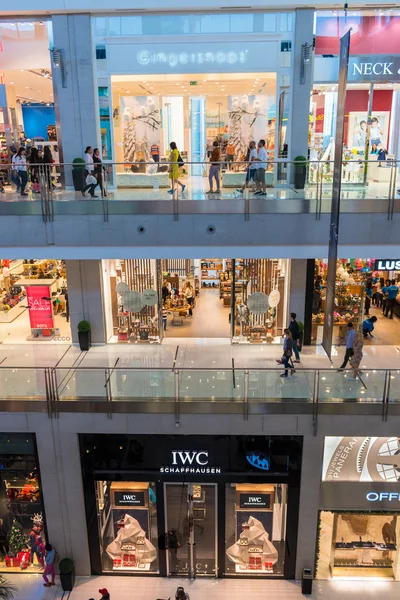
374;259;400;271
366;492;400;502
137;50;247;68
160;450;221;474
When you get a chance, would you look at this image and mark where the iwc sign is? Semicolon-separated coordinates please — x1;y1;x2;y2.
160;450;221;474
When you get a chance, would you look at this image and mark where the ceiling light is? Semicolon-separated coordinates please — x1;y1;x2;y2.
20;69;24;72
9;81;14;84
125;90;130;93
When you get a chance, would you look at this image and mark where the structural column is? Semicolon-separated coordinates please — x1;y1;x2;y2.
51;14;98;182
65;260;107;344
289;8;315;162
295;431;324;579
289;259;307;325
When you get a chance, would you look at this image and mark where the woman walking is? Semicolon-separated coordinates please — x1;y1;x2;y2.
207;141;221;194
14;147;28;196
81;146;98;198
349;331;364;380
43;145;55;191
280;329;294;378
168;142;185;195
93;148;107;197
29;147;42;193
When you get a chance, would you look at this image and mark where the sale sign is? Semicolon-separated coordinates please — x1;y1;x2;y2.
25;285;54;330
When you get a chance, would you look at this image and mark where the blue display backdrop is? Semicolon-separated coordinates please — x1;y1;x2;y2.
21;105;56;140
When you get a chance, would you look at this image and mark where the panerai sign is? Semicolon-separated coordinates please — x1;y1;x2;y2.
160;450;221;474
349;56;400;82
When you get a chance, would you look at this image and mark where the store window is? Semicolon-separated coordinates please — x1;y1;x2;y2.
225;484;287;575
317;511;400;579
0;259;70;343
0;433;46;573
96;481;159;573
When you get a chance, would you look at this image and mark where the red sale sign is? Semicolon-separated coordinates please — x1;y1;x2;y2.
26;286;54;330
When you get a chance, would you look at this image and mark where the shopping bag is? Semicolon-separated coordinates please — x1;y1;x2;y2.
86;174;97;185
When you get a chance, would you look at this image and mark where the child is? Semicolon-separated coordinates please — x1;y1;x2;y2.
162;306;168;331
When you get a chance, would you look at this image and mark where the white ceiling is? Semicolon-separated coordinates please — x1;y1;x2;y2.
4;69;54;104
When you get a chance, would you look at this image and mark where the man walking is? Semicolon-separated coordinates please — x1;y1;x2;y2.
254;139;268;196
338;322;356;370
288;312;301;363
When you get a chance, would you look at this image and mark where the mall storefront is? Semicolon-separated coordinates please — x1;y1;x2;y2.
92;12;295;188
80;434;301;579
316;437;400;580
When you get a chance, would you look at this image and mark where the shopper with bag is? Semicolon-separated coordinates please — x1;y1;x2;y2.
81;146;98;198
280;329;294;378
93;148;107;197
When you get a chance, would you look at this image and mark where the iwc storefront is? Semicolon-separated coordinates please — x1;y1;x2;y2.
80;435;302;579
316;437;400;580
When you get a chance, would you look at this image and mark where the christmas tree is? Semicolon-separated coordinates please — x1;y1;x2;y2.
8;519;29;554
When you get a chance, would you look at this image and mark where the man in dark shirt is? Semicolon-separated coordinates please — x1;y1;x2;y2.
288;312;300;362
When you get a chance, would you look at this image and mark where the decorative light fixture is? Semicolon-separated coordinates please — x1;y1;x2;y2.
300;42;313;85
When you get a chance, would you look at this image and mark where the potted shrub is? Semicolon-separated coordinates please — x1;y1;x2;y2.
59;558;75;592
294;155;308;190
78;320;91;351
72;158;86;191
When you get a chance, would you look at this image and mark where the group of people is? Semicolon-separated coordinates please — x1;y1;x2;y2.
236;139;269;196
82;146;107;198
8;145;55;196
278;313;302;377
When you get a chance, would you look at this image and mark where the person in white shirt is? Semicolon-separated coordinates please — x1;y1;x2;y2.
236;141;257;194
81;146;98;198
13;147;28;196
254;139;268;196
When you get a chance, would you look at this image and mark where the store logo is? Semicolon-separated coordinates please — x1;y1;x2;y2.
366;492;400;502
246;451;270;471
375;260;400;271
137;50;247;68
160;450;221;474
353;62;393;76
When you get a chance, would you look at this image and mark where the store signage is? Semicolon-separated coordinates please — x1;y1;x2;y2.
240;493;270;509
123;290;143;312
114;491;145;506
374;259;400;271
160;450;221;474
366;492;400;503
247;292;269;314
323;437;400;483
25;285;54;330
137;49;247;68
268;289;280;309
246;451;270;471
141;289;158;307
349;56;400;82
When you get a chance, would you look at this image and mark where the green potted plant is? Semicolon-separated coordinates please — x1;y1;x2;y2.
59;558;75;592
78;320;91;351
294;155;308;190
72;158;86;191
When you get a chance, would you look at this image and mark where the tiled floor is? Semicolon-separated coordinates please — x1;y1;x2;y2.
4;573;400;600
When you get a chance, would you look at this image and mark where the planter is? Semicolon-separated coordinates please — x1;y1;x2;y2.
294;165;306;189
78;330;91;351
72;168;85;191
59;558;75;592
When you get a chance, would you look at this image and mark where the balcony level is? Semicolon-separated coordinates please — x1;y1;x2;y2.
0;161;399;257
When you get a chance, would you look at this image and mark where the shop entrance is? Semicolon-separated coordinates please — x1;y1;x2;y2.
165;483;217;578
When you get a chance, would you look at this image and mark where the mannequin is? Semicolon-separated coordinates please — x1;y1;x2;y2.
237;302;248;339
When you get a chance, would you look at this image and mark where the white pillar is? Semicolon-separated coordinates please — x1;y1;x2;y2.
65;260;106;344
289;259;307;324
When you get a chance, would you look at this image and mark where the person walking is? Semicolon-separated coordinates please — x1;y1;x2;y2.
364;280;372;316
42;543;56;587
14;147;28;196
338;322;356;370
81;146;98;198
375;278;383;308
29;147;41;193
288;312;301;363
384;279;399;319
43;145;55;191
168;142;185;195
381;278;390;315
167;528;180;574
207;141;221;194
10;146;20;192
184;282;194;316
236;141;257;194
98;588;110;600
349;331;364;380
93;148;107;197
254;139;268;196
280;329;294;378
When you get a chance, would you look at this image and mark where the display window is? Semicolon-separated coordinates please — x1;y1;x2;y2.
0;20;58;187
0;259;70;344
96;481;159;573
309;258;400;346
225;483;287;576
102;258;290;344
81;434;301;579
0;433;46;574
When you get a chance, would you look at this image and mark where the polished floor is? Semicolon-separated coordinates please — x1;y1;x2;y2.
4;572;400;600
164;289;230;339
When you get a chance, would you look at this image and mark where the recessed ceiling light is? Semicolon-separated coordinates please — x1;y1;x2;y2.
50;93;53;96
125;90;130;93
25;86;29;89
10;81;14;84
20;69;24;72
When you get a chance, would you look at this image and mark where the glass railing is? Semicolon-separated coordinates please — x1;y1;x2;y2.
1;367;399;420
0;158;398;220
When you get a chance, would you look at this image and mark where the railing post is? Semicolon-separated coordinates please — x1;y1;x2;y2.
44;368;52;418
244;369;249;420
50;368;59;419
174;368;180;425
312;370;319;436
382;370;390;422
105;368;113;419
244;195;250;221
315;162;322;221
39;165;48;223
